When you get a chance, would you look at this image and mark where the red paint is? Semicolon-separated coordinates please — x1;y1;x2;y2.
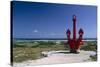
66;15;84;53
73;15;76;41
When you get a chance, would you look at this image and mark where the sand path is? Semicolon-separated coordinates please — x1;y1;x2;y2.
13;50;96;67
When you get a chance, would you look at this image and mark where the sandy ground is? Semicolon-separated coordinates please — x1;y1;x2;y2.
13;50;96;67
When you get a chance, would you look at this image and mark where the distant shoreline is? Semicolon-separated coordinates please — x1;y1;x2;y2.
12;38;97;42
13;38;97;40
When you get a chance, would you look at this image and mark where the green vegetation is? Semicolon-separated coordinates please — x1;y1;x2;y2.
12;40;97;62
12;41;68;62
80;41;97;51
90;54;97;61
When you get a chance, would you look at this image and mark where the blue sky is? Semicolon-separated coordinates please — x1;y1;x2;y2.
12;1;97;38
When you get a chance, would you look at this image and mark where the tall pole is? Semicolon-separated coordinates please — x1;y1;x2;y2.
73;15;76;41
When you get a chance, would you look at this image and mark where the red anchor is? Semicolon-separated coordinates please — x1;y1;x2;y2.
66;15;84;53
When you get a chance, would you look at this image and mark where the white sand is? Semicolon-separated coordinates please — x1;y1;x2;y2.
13;50;96;67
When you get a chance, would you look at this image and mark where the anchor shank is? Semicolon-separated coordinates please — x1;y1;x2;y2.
73;15;76;41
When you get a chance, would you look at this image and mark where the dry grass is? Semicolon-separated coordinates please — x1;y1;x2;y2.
13;43;67;62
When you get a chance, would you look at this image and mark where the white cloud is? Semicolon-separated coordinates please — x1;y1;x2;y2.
33;29;38;33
